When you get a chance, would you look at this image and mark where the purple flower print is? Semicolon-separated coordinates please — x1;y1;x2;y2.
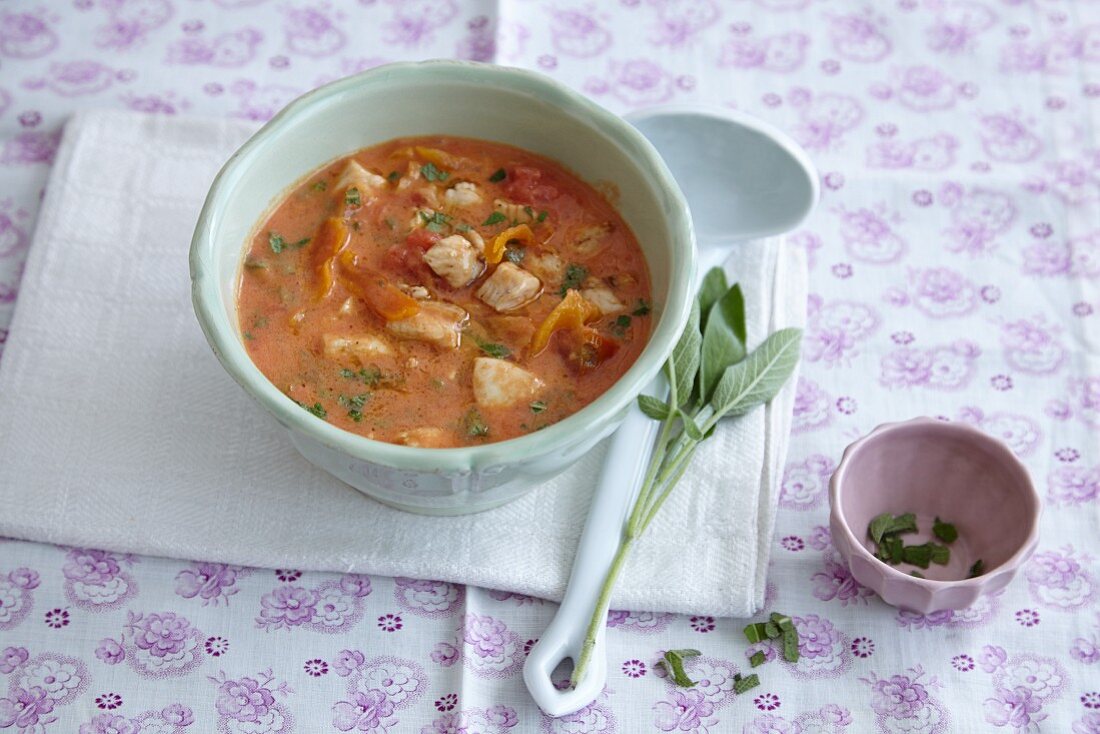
690;615;716;633
1028;156;1100;207
829;11;892;62
130;612;192;658
25;60;120;96
1015;608;1040;627
204;636;228;656
601;59;674;107
167;28;263;66
1025;547;1095;610
926;1;996;55
394;577;461;617
956;408;1041;457
0;11;59;59
866;134;958;171
892;65;957;111
334;649;365;677
430;642;459;668
44;608;69;628
1047;464;1100;506
457;19;495;62
649;0;720;48
549;9;611;58
864;668;947;732
743;714;797;734
780;454;835;509
952;654;975;671
999;316;1065;374
79;713;138;734
383;0;458;46
605;609;674;633
905;267;977;317
16;654;88;704
64;550;120;585
1083;692;1100;709
834;206;906;263
808;525;832;552
879;341;980;390
1;130;61;166
0;646;28;674
979;645;1008;673
622;659;647;677
304;658;328;677
812;554;874;606
979;112;1042;163
1076;712;1100;734
95;638;125;665
1071;636;1100;664
793;93;864;152
942;187;1017;256
718;32;810;72
377;613;403;632
984;686;1045;730
228;80;302;122
122;610;203;678
463;614;521;677
175;563;240;606
93;0;172;51
653;689;716;732
0;686;55;730
161;703;194;726
1022;231;1100;278
0;211;28;258
792;377;832;432
357;657;425;706
257;585;316;629
995;654;1066;702
789;615;850;677
805;299;880;365
434;693;458;712
215;676;274;721
283;6;346;57
95;692;122;710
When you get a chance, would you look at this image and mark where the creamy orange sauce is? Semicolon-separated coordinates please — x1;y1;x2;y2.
238;136;652;447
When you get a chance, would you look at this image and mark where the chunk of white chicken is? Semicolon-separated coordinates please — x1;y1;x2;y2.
570;223;612;256
524;251;564;288
476;262;542;313
472;357;544;408
494;198;536;224
323;333;394;363
397;427;450;448
579;277;625;315
465;228;485;254
444;181;482;209
397;284;431;300
385;301;468;349
423;235;483;288
335;161;387;194
396;161;421;191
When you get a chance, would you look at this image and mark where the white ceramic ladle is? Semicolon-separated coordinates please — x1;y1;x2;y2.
523;106;819;717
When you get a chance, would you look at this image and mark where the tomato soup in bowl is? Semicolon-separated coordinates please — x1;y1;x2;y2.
191;61;694;514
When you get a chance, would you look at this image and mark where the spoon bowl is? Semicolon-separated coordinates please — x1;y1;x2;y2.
524;105;818;717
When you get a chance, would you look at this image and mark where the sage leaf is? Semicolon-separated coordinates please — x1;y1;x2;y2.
658;649;701;688
697;267;728;331
710;328;803;420
638;395;673;421
680;410;703;440
666;299;701;407
699;284;747;402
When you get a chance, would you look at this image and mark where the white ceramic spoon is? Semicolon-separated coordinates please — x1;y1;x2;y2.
523;106;819;717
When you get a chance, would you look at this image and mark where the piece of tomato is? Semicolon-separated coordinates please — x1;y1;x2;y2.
558;326;619;372
338;251;421;321
504;166;558;204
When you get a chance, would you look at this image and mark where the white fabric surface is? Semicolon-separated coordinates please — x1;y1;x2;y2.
0;109;804;617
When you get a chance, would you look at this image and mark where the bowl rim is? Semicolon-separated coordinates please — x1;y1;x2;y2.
828;416;1042;588
190;59;697;473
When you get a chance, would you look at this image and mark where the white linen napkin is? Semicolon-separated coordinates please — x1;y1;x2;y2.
0;110;805;617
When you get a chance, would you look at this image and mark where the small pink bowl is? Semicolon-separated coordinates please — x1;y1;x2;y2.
829;417;1041;613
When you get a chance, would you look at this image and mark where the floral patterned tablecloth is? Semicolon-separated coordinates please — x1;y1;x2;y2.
1;1;1098;732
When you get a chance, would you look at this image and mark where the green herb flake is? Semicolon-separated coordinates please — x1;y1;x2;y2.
769;612;793;631
244;257;268;271
348;410;363;422
387;170;400;183
488;168;507;183
420;162;449;182
477;341;512;359
743;622;769;644
657;649;700;688
764;622;781;639
933;517;958;543
530;400;547;414
465;409;490;438
482;211;507;227
537;210;549;223
902;543;934;569
243;331;253;341
345;187;361;207
384;217;396;230
869;513;895;545
305;402;327;419
749;651;767;668
733;673;760;695
559;264;589;296
633;299;652;316
782;628;800;663
339;368;356;379
910;570;925;578
611;314;632;336
268;232;287;254
311;180;328;192
930;544;951;566
968;559;985;578
455;222;472;233
523;205;535;220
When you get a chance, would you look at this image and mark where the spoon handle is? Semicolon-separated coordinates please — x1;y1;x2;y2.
522;381;664;717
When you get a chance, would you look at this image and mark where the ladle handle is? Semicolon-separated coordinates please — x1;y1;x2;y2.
523;377;665;717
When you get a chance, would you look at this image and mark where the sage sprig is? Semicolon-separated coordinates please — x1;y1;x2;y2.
569;268;803;687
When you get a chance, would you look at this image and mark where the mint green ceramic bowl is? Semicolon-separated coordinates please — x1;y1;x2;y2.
190;61;695;515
